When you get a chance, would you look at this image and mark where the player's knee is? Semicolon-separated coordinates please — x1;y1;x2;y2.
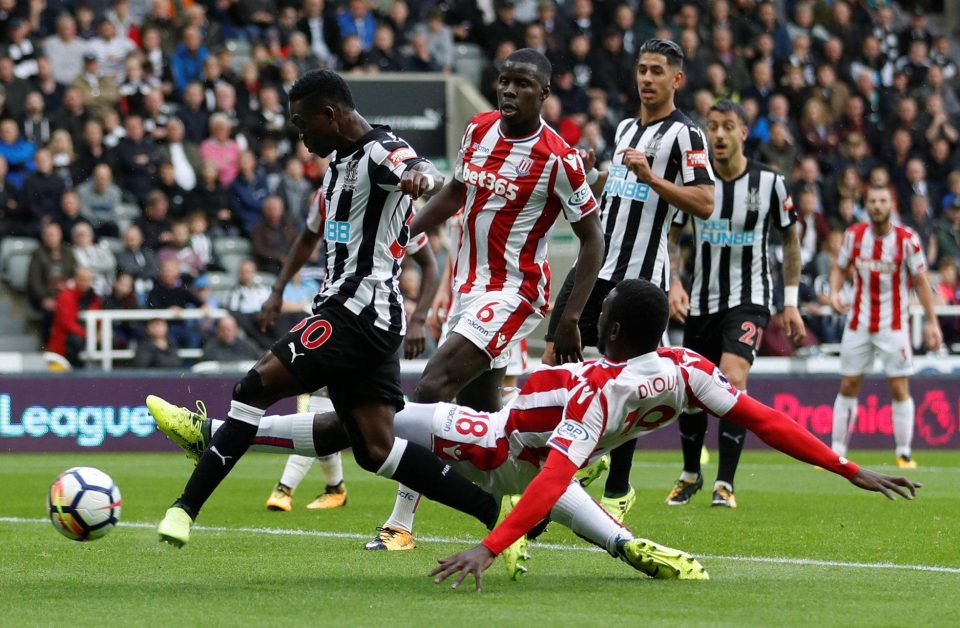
233;369;265;405
351;440;391;473
414;369;454;403
839;377;861;398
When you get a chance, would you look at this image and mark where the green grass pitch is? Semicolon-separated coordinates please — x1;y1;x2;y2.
2;450;959;627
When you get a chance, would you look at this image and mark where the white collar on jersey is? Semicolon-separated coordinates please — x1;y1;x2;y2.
497;117;546;143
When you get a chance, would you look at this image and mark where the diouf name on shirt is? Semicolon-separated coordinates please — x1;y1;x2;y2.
602;165;651;201
699;220;757;246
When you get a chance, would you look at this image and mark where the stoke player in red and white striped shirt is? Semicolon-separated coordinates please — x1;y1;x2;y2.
829;186;942;468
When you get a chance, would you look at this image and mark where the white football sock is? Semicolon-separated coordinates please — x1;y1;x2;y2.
280;455;315;490
892;398;915;457
317;453;344;486
384;484;422;533
551;482;632;556
242;412;318;457
831;395;858;456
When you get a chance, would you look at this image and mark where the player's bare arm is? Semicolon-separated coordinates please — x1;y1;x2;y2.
618;147;713;218
829;262;849;314
667;225;689;323
399;161;445;200
779;223;806;342
912;271;944;352
405;243;440;359
577;147;608;198
553;212;604;364
259;227;322;331
410;179;465;235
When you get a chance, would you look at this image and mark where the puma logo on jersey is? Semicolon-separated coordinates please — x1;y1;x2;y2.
288;342;304;363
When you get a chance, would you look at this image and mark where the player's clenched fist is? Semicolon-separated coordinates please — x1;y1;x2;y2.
618;148;654;183
399;170;440;200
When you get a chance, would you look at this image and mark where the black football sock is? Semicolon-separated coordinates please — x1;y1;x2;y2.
716;419;747;489
175;417;258;519
381;440;500;529
678;411;709;476
603;438;637;498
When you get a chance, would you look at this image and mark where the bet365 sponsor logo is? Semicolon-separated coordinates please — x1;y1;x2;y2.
0;394;155;446
459;162;519;200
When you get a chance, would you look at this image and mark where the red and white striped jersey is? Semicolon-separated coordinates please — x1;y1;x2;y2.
452;111;598;310
836;222;927;333
504;348;741;468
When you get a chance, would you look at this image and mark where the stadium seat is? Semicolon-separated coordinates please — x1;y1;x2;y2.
1;237;39;269
256;272;277;286
101;237;124;255
453;44;487;91
213;237;252;258
218;253;249;276
4;254;32;292
204;271;236;290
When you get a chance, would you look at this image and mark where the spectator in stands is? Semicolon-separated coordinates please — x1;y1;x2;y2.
158;221;205;280
936;201;960;265
52;189;91;244
337;34;367;73
337;0;377;52
275;157;312;225
0;118;34;190
44;14;88;85
799;99;839;166
420;8;454;73
286;32;323;75
177;82;209;144
50;87;91;155
132;317;183;368
403;31;442;73
103;271;140;346
48;130;78;189
0;57;29;120
191;160;237;236
297;0;339;68
118;56;158;118
904;195;938;265
71;221;116;296
109;114;162;207
0;156;28;236
77;163;123;238
228;150;270;235
795;189;830;274
89;17;136;82
187;212;216;271
935;257;960;344
366;24;404;73
72;53;120;122
155;161;189;219
199;113;240;188
147;257;206;347
27;222;77;337
47;267;102;367
250;195;296;274
142;88;173;143
135;189;173;251
140;27;174;95
225;259;270;315
117;224;159;292
201;314;260;362
172;26;208;94
942;172;960;214
21;92;51;149
21;148;67;231
552;65;589;117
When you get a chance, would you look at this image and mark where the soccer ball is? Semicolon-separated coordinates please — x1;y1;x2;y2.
48;467;122;541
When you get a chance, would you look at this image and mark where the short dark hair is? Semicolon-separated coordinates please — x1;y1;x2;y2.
609;279;668;353
289;69;355;110
504;47;552;86
638;38;684;69
709;99;748;126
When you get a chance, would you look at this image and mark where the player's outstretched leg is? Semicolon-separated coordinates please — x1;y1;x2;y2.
147;395;210;463
266;455;313;512
601;439;637;521
713;419;746;508
667;411;707;505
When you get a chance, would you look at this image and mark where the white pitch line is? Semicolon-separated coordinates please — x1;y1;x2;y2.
5;516;959;575
629;461;960;474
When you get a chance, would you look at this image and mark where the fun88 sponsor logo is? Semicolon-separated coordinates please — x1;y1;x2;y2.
700;220;756;247
461;162;519;200
602;165;651;201
325;220;351;243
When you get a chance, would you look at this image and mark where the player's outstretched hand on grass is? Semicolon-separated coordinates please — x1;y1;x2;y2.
430;545;495;592
849;468;922;500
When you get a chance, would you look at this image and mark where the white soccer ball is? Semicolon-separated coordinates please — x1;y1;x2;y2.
48;467;122;541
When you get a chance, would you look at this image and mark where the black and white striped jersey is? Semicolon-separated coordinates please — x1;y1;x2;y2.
598;109;714;289
674;160;795;316
304;125;426;335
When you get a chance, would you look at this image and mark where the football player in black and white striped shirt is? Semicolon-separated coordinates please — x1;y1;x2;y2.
155;70;505;547
544;39;715;520
666;100;806;508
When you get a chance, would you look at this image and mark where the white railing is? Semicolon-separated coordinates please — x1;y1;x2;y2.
80;308;231;371
77;304;960;372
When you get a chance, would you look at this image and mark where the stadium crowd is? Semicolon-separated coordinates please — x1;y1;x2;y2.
1;0;959;368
